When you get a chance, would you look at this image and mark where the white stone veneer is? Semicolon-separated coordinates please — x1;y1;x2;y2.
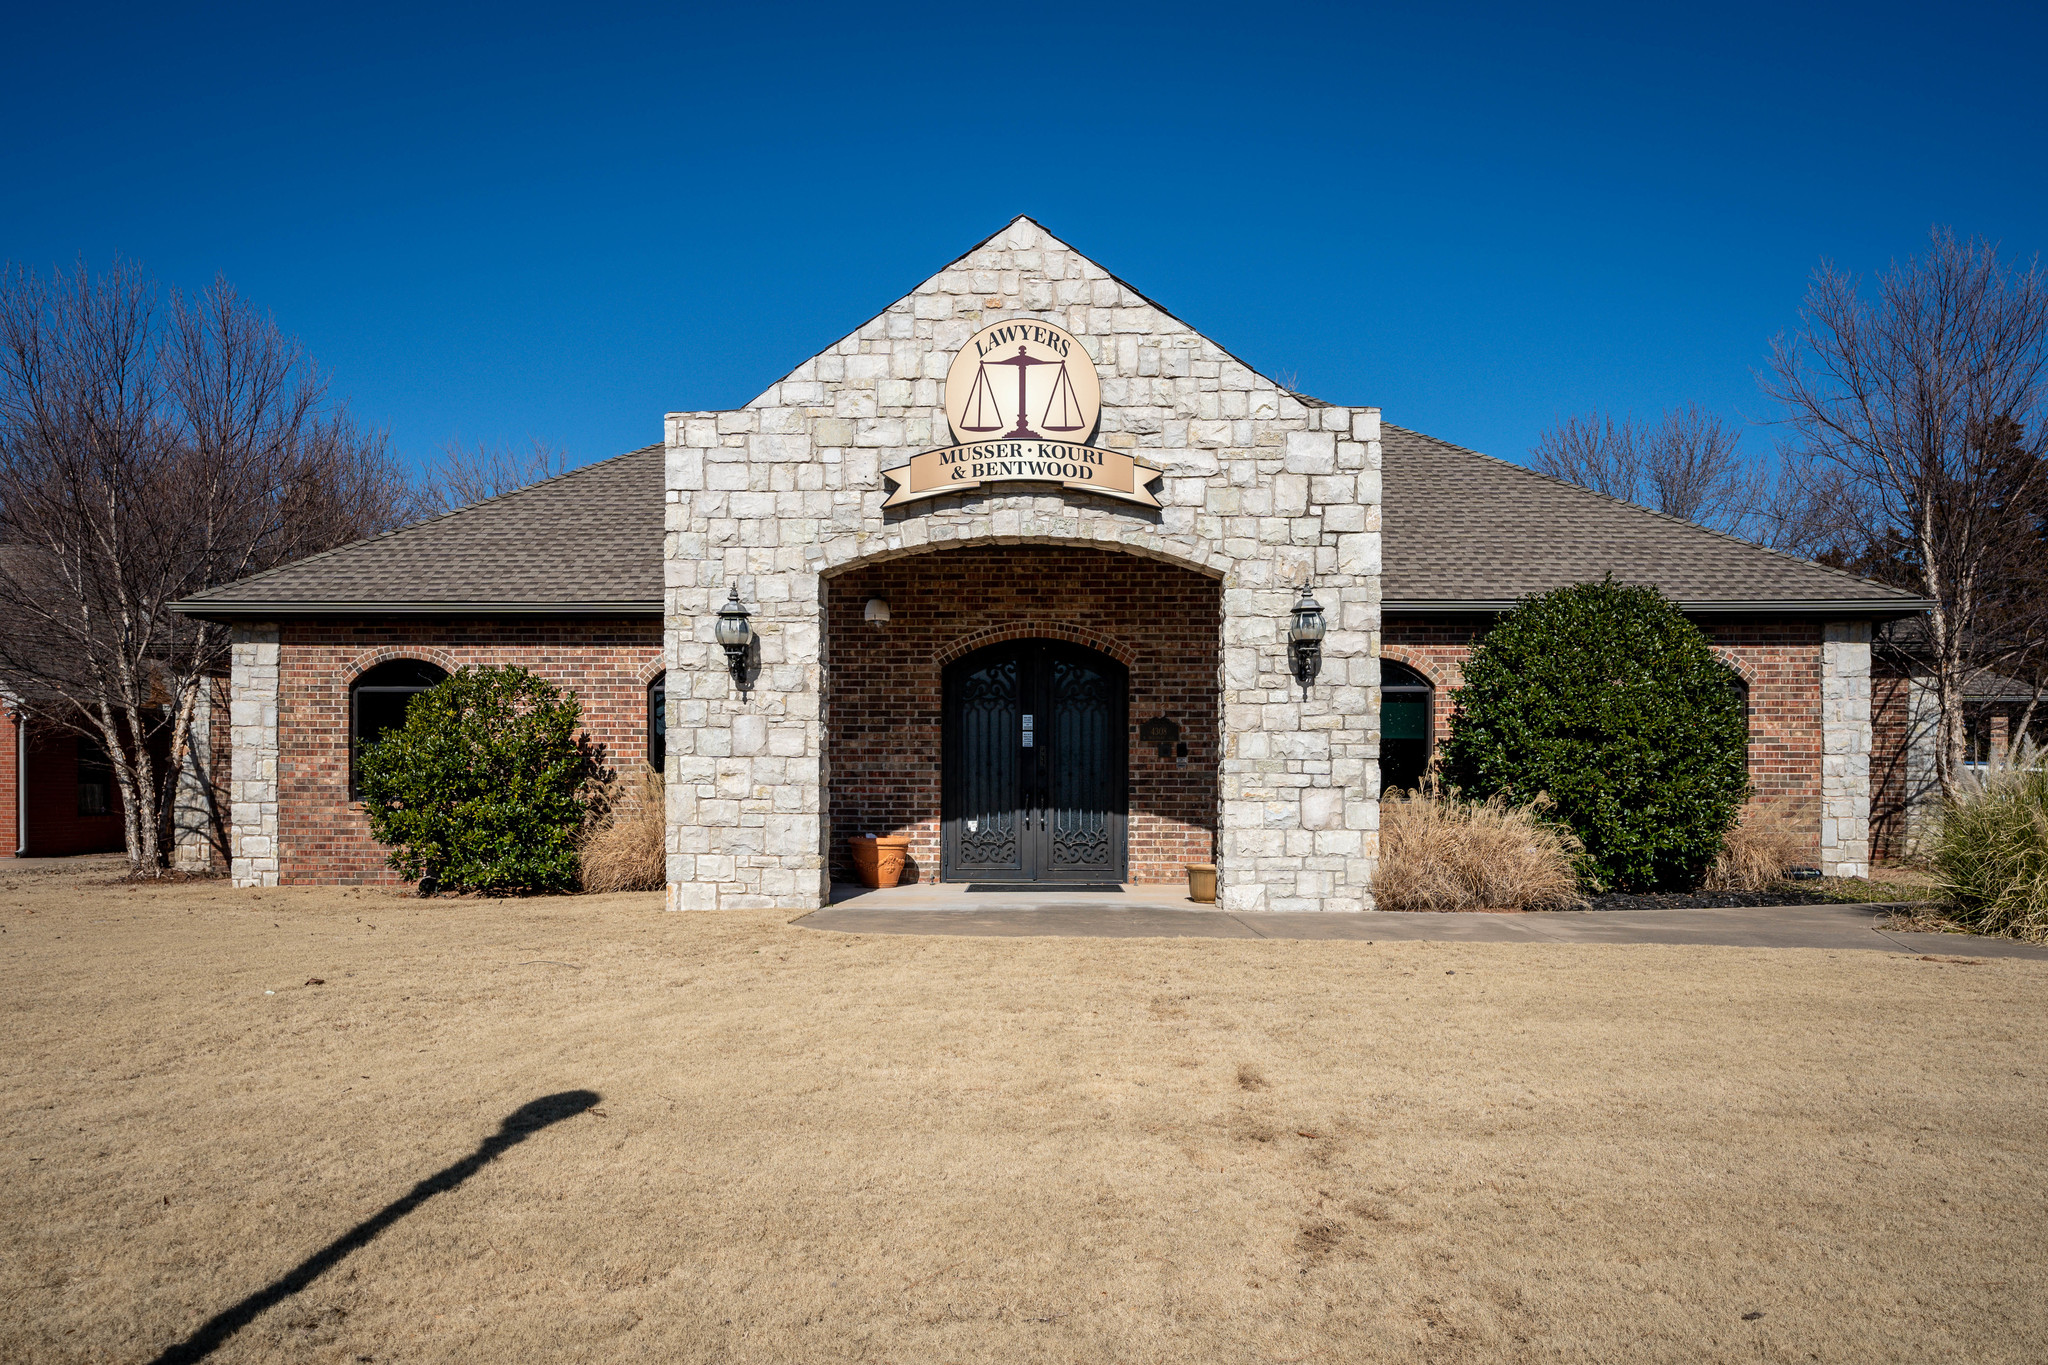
1820;620;1872;877
229;624;281;887
171;681;218;871
664;219;1382;913
1902;674;1941;857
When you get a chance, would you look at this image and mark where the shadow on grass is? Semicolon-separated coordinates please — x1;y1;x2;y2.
147;1089;600;1365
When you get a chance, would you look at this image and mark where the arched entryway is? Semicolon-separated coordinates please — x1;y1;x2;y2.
942;638;1129;882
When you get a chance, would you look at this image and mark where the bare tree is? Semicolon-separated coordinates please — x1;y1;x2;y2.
1646;404;1756;526
1531;405;1765;535
1763;228;2048;796
425;437;579;511
1530;412;1647;506
0;259;420;872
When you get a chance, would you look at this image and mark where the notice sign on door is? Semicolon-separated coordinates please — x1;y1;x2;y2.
880;317;1164;508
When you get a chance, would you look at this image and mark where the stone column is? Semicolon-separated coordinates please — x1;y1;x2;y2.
1819;620;1872;878
1216;409;1382;913
171;679;219;871
1903;674;1940;858
229;624;281;888
663;424;826;912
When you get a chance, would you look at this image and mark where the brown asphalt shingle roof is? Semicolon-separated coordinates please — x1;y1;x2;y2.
174;428;1926;618
1380;424;1925;612
175;444;664;615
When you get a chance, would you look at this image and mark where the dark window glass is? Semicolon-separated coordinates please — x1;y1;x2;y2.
1965;705;2024;766
77;735;112;817
648;671;666;772
350;660;449;796
1380;660;1433;794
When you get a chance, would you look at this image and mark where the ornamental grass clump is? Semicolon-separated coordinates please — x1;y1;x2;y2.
580;767;667;894
1932;745;2048;942
1440;580;1750;892
1373;789;1586;911
357;666;597;894
1703;801;1812;891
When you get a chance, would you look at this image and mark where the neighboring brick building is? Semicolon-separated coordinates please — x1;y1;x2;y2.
176;217;1929;902
0;704;129;858
1869;643;2047;864
0;686;226;863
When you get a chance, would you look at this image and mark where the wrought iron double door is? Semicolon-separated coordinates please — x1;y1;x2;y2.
942;640;1127;882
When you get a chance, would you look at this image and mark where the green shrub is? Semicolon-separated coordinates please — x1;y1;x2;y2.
1932;751;2048;942
358;666;596;894
1440;580;1750;892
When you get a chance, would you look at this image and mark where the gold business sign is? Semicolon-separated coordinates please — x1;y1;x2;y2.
882;439;1163;508
882;318;1162;508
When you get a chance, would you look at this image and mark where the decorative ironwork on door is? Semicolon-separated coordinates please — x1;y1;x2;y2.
942;640;1127;882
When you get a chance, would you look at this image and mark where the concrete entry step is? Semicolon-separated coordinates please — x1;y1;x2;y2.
826;880;1214;912
798;896;2048;959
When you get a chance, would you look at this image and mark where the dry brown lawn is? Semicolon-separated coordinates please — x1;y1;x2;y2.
4;859;2047;1364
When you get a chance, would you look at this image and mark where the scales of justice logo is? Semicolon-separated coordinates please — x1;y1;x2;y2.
881;319;1163;508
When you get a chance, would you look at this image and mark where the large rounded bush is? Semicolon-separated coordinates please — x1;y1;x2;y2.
358;665;595;894
1439;580;1750;892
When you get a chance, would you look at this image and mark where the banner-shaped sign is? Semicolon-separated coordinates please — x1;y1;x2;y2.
882;439;1163;508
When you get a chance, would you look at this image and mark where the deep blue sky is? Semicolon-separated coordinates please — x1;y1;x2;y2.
5;2;2043;474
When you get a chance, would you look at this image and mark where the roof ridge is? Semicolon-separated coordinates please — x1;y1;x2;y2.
178;443;663;605
687;216;1325;418
1381;422;1922;603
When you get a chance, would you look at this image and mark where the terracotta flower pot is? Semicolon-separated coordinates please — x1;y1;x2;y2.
848;834;913;889
1186;862;1217;903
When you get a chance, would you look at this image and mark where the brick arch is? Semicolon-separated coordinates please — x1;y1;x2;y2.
635;656;667;686
343;645;461;683
1713;648;1758;685
819;527;1231;582
1378;645;1455;692
932;620;1138;668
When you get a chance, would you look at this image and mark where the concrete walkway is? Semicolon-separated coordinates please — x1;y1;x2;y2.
800;882;2048;959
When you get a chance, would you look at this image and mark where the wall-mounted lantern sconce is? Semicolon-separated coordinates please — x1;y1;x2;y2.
1289;583;1326;700
715;585;753;685
864;597;891;626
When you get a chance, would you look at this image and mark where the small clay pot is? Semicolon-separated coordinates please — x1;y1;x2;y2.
1186;863;1217;904
848;834;913;889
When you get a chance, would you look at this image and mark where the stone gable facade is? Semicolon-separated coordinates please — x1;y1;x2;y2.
663;218;1384;912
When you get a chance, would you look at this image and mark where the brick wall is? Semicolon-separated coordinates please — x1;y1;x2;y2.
1870;668;1914;863
275;619;661;884
825;545;1219;884
1383;615;1829;856
22;720;129;857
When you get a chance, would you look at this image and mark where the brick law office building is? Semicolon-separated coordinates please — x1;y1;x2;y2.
168;219;1929;911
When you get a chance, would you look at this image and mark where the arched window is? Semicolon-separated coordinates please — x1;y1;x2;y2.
648;671;666;772
1728;670;1752;767
350;659;448;796
1381;660;1434;794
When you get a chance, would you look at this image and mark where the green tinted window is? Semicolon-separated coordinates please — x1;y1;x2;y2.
1384;694;1428;740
